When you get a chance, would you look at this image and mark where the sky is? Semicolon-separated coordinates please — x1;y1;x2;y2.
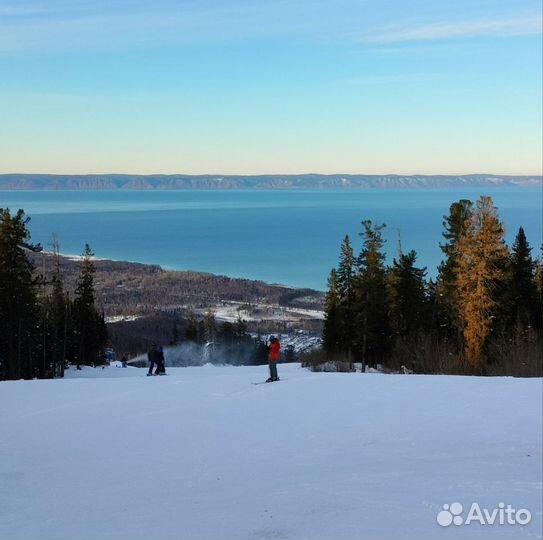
0;0;541;175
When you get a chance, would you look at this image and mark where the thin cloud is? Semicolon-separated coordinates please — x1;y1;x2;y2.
365;15;542;43
0;2;541;53
0;0;335;52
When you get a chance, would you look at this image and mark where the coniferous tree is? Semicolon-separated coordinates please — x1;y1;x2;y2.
204;308;216;342
72;244;107;367
336;235;355;300
220;321;235;343
508;227;541;331
387;250;428;339
0;208;42;380
323;268;342;358
454;196;508;372
335;235;355;360
197;319;206;344
35;256;53;379
535;246;543;323
185;309;198;341
436;199;473;337
172;317;180;345
50;235;67;377
352;220;389;368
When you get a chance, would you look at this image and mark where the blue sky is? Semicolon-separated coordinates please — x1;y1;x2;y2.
0;0;541;174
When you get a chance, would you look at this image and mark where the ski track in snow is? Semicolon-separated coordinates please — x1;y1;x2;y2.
0;364;541;540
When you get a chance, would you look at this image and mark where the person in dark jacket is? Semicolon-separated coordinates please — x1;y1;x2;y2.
156;346;166;375
266;335;281;382
147;344;159;376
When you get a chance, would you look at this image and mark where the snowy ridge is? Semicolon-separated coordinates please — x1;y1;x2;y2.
1;173;541;190
1;364;541;540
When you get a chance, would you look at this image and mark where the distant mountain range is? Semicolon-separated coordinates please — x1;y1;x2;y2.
0;173;541;190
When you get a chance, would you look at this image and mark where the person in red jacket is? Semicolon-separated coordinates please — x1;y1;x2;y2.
266;335;281;382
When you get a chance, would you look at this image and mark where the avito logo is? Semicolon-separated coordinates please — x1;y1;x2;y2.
437;502;532;527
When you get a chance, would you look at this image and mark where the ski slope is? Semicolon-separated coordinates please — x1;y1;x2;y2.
1;364;541;540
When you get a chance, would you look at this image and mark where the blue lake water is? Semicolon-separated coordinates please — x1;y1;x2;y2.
0;189;541;291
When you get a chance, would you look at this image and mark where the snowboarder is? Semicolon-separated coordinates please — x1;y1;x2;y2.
266;335;281;382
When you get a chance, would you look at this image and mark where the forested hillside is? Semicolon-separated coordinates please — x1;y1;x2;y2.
28;253;324;317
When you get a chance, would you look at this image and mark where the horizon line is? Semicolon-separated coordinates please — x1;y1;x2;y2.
2;172;542;178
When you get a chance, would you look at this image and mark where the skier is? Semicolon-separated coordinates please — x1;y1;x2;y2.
121;353;128;368
156;345;166;375
266;335;281;382
147;343;159;376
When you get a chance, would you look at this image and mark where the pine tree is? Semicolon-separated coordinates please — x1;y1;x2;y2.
172;317;180;345
508;227;541;331
337;236;356;358
331;236;356;362
323;268;342;358
387;250;428;338
436;199;473;336
50;235;66;377
336;235;355;300
454;196;508;372
352;220;389;367
0;208;41;380
35;251;53;379
220;321;235;343
535;245;543;323
72;244;107;366
185;309;198;341
204;308;216;342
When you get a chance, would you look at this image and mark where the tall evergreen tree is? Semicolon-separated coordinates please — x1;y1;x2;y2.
352;220;389;367
171;316;180;345
204;308;216;342
387;250;428;339
50;235;67;377
0;208;41;380
336;235;355;300
72;244;107;367
535;245;543;323
185;309;199;341
335;236;356;361
323;268;342;358
436;199;473;336
35;252;53;379
454;196;508;372
508;227;541;331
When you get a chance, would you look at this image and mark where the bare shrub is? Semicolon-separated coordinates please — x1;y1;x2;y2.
386;334;460;375
487;333;543;377
300;349;353;372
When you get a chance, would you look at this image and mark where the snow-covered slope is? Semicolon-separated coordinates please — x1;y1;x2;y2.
1;364;541;540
